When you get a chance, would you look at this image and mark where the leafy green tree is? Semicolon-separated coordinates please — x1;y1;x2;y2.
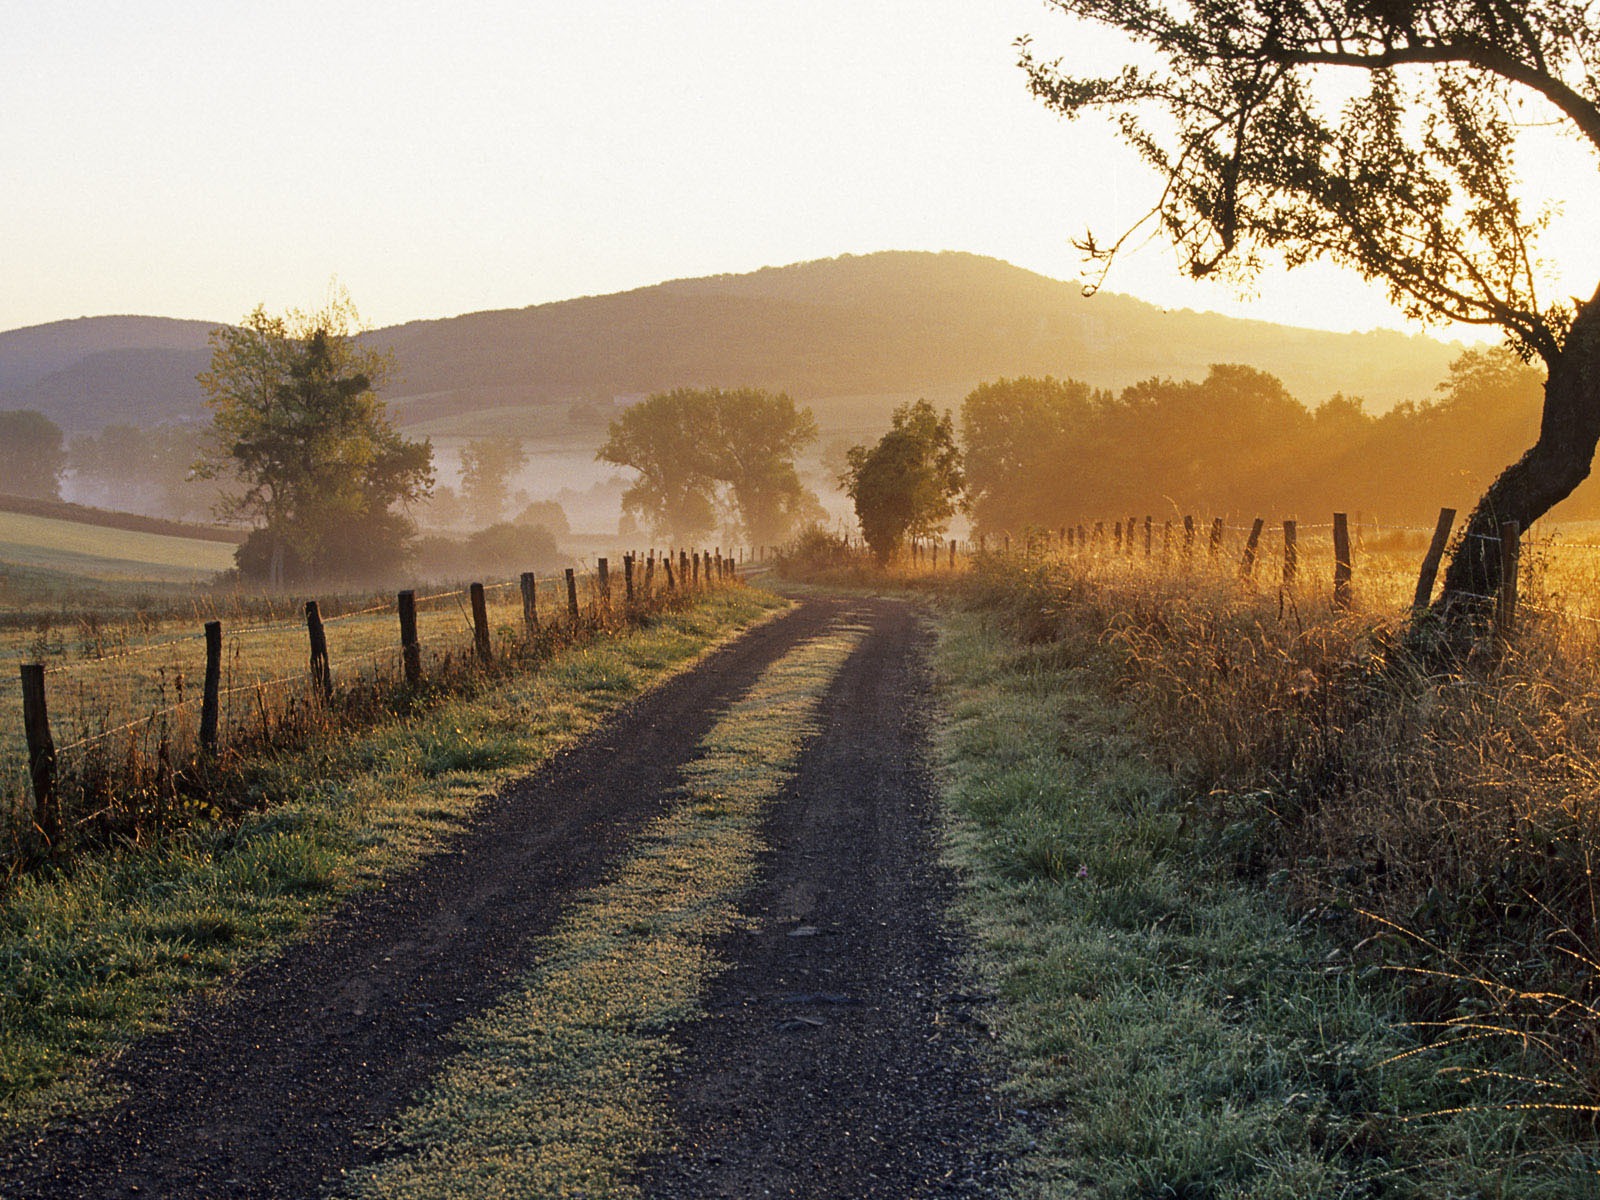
705;388;821;545
961;376;1103;534
198;295;433;585
843;400;964;565
0;410;65;500
1021;0;1600;634
69;423;223;521
597;387;819;543
459;437;529;521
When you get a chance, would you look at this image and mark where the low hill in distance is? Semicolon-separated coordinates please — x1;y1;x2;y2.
2;253;1462;437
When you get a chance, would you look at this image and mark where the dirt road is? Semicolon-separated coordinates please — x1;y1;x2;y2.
1;596;1010;1198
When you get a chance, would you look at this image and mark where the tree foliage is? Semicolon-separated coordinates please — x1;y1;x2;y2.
597;387;819;543
1021;0;1600;628
459;437;530;522
198;295;433;585
843;400;964;565
962;354;1552;533
0;410;66;501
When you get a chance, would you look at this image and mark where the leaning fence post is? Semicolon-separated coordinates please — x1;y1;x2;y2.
470;582;492;664
398;590;422;686
1282;520;1298;589
520;571;539;633
1332;513;1354;610
565;568;580;623
1497;520;1521;642
20;663;58;841
305;600;332;701
1239;518;1265;580
201;620;222;754
1413;507;1457;611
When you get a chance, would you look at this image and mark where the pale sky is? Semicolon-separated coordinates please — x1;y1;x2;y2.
3;0;1596;337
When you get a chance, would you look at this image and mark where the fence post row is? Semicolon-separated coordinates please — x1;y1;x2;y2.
306;600;332;700
521;572;539;633
398;589;422;686
470;582;492;665
201;619;222;753
1413;507;1457;612
1332;513;1353;610
20;663;58;841
1239;518;1264;580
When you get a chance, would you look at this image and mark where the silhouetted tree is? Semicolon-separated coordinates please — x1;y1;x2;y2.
198;295;433;585
597;387;819;543
1022;0;1600;641
843;400;964;565
0;410;65;501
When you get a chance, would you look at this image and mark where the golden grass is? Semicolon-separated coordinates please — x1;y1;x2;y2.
959;523;1600;1136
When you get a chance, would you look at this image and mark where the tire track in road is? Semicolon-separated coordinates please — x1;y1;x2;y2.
641;597;1014;1199
1;598;849;1200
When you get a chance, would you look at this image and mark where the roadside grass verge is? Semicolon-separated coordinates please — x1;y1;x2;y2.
341;617;869;1199
932;604;1600;1198
0;589;787;1134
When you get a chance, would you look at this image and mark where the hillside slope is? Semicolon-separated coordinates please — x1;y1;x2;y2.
0;252;1463;434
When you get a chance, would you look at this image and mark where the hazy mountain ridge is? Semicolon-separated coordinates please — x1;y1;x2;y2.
0;252;1464;434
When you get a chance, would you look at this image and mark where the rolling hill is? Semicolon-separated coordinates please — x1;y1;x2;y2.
0;252;1464;437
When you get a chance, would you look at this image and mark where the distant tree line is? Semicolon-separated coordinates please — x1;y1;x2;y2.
961;350;1566;534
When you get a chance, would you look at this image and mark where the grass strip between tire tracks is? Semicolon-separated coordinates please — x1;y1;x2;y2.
930;605;1600;1199
0;589;788;1134
337;616;870;1199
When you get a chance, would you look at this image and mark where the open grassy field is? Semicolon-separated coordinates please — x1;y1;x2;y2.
0;511;236;583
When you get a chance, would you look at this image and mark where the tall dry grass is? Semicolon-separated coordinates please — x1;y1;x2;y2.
961;525;1600;1126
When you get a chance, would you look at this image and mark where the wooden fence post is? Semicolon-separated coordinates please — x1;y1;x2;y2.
1239;518;1265;580
1143;516;1153;559
664;556;677;591
1162;520;1172;564
565;568;580;623
1209;518;1224;558
1183;515;1195;562
20;663;58;841
1114;521;1123;554
1282;520;1298;589
597;558;611;613
398;591;421;687
305;600;332;701
680;550;690;589
949;538;956;569
1413;507;1457;611
1332;513;1353;610
201;620;222;754
624;554;636;606
1126;516;1137;559
470;582;492;664
520;571;539;633
1497;520;1521;642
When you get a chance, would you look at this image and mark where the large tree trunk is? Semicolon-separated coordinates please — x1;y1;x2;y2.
1419;287;1600;649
